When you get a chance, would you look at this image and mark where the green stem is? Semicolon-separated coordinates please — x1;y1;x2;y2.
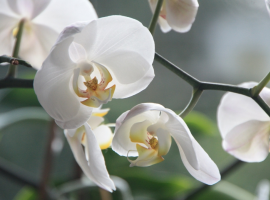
252;95;270;117
200;82;250;97
251;72;270;97
148;0;164;35
6;19;25;78
180;89;203;118
154;52;270;117
155;53;200;87
0;55;32;68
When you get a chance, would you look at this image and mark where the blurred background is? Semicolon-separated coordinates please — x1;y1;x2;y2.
1;0;270;199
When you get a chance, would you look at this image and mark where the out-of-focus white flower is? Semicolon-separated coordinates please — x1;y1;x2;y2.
256;180;270;200
148;0;199;33
64;107;115;192
112;103;220;185
266;0;270;16
34;16;155;129
217;82;270;162
0;0;97;68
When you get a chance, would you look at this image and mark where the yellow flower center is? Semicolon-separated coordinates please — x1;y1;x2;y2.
149;137;158;149
84;77;98;91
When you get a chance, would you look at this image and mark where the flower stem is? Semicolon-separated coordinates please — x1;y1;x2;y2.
251;72;270;97
148;0;164;35
154;52;270;117
6;19;25;78
0;55;32;68
155;53;200;87
180;88;203;118
252;95;270;117
180;159;243;200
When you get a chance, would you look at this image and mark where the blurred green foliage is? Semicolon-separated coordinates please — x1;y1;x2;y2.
13;187;37;200
184;111;217;137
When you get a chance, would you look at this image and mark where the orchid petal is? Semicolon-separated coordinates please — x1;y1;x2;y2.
217;82;270;138
0;0;18;17
69;42;87;63
65;124;115;192
96;50;154;98
155;128;171;156
19;23;59;69
92;108;110;117
178;139;221;185
166;0;199;33
34;24;92;129
0;14;18;56
87;115;104;130
223;120;270;162
128;144;164;167
87;15;154;65
93;125;113;150
33;0;97;33
150;107;199;170
158;17;172;33
130;120;153;148
55;103;93;129
7;0;51;19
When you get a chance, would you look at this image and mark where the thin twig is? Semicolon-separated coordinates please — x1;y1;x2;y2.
180;89;203;118
179;159;243;200
38;120;56;200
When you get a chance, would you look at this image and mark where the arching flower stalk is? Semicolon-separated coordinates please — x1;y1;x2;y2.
218;82;270;162
0;0;97;68
65;107;115;192
34;16;155;129
148;0;199;33
112;103;220;185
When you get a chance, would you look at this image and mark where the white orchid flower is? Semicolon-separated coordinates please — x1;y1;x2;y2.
148;0;199;33
217;82;270;162
64;107;115;192
112;103;220;185
0;0;97;68
34;16;155;129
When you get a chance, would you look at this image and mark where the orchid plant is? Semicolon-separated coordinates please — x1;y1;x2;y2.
0;0;270;199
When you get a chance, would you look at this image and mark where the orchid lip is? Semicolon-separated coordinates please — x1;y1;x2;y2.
127;120;169;167
73;60;116;108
